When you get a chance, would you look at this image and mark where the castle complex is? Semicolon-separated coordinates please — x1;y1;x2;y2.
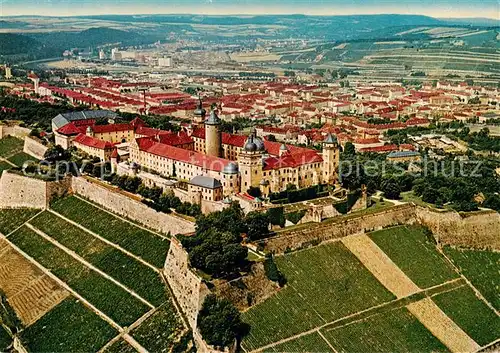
53;104;340;201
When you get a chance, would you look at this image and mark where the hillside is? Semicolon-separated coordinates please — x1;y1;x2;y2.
0;33;44;55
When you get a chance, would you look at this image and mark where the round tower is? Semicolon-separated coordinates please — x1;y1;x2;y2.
222;162;240;196
205;109;222;157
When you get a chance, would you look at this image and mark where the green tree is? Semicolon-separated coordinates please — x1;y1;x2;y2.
245;211;270;241
381;178;401;200
197;295;244;350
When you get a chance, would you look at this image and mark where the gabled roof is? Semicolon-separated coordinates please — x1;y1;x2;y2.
52;110;118;129
74;133;114;150
189;175;222;189
57;122;83;136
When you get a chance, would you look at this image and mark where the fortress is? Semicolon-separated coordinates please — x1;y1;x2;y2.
53;103;340;205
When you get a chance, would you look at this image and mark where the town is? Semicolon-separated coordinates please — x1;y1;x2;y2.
0;9;499;353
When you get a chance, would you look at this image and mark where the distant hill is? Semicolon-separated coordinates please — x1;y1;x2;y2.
440;17;500;27
0;33;44;55
29;27;154;50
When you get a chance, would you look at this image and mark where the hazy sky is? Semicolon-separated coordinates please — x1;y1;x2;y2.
1;0;499;19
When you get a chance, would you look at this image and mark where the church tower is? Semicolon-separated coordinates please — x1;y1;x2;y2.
205;108;222;157
322;134;340;185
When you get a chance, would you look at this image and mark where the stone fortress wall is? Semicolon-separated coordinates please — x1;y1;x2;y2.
23;136;48;160
258;204;500;254
0;125;31;139
71;177;196;235
0;172;47;209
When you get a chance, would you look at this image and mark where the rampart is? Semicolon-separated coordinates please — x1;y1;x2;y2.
0;172;72;209
23;137;47;160
415;207;500;249
0;125;30;139
71;177;195;235
0;172;47;209
258;204;417;253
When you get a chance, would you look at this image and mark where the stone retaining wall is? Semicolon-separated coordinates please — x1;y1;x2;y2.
0;172;47;209
23;137;47;160
71;177;195;235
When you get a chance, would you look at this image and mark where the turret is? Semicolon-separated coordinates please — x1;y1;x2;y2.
238;130;266;192
322;133;339;185
193;96;207;127
205;108;222;157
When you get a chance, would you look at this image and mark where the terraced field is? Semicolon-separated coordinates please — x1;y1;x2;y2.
30;211;167;306
7;152;39;168
0;326;11;352
9;226;150;327
369;226;458;288
21;297;117;352
51;196;170;267
443;246;500;310
0;208;40;235
0;161;13;174
0;196;186;352
0;137;23;157
130;303;185;353
321;308;449;353
242;225;499;353
242;242;395;350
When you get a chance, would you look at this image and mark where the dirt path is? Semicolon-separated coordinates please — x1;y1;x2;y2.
407;298;480;353
25;223;155;309
48;209;160;272
342;234;420;298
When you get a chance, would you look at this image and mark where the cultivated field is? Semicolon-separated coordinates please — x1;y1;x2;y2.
7;152;39;168
321;307;449;353
241;225;499;352
369;226;458;288
50;196;170;267
0;195;186;352
443;246;500;310
242;242;395;350
0;137;23;158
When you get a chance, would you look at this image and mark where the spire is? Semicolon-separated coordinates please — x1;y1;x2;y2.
194;95;206;119
205;108;221;125
324;133;338;144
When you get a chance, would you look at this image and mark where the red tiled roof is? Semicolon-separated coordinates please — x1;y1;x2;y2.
91;123;133;134
74;134;114;149
157;131;193;146
57;122;84;136
263;151;323;170
136;138;231;172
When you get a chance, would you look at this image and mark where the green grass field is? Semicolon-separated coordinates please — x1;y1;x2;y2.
30;211;168;306
50;196;170;267
370;226;458;288
103;339;138;353
263;332;333;352
0;208;40;235
0;137;23;158
20;297;117;352
432;286;500;346
7;152;39;168
131;302;185;353
443;246;500;310
321;308;449;353
9;226;150;327
242;242;395;351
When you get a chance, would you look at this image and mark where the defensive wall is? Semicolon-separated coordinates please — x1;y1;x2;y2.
0;125;30;139
256;204;500;253
258;204;417;253
71;177;195;235
415;207;500;249
23;137;47;160
0;172;71;209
